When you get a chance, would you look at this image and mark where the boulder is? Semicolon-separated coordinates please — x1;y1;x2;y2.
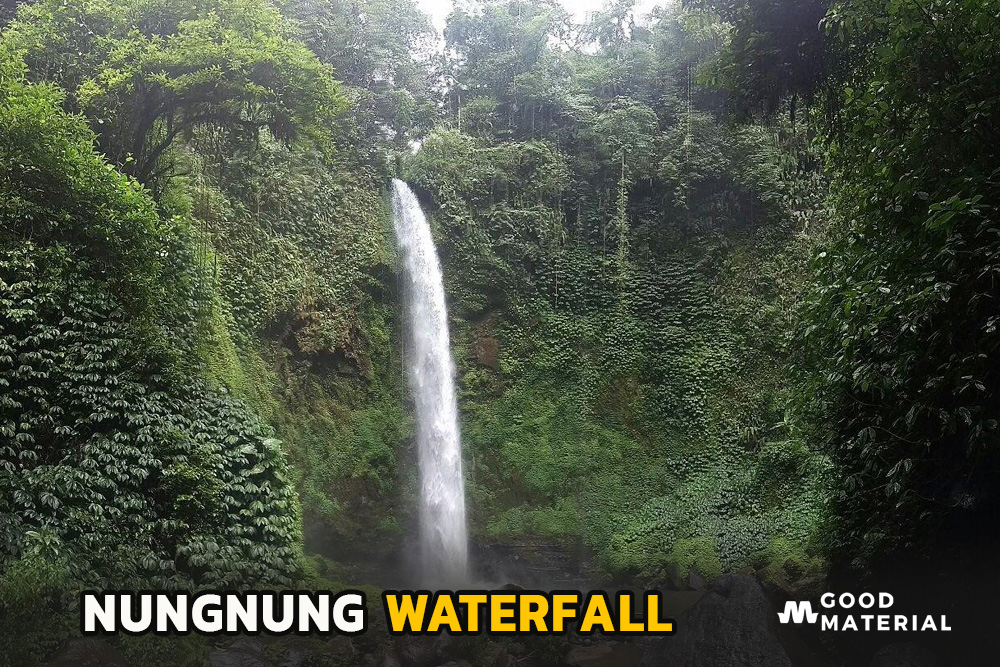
641;574;805;667
564;641;647;667
209;638;275;667
686;568;708;592
275;647;305;667
564;643;612;667
323;636;355;659
484;645;515;667
395;634;451;667
656;563;711;591
869;643;939;667
47;639;132;667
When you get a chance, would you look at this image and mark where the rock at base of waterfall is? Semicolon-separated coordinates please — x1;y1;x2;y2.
640;574;819;667
47;639;132;667
686;567;708;591
208;638;274;667
391;634;454;667
565;641;645;667
869;643;939;667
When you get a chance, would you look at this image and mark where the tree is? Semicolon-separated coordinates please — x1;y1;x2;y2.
3;0;348;186
0;0;30;28
284;0;438;157
688;0;831;121
800;0;1000;564
0;62;301;599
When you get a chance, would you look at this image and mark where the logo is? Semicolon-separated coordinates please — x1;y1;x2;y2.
777;593;951;632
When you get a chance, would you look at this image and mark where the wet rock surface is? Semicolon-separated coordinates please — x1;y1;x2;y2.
640;574;822;667
472;541;597;590
565;641;645;667
868;643;939;667
208;638;275;667
47;639;131;667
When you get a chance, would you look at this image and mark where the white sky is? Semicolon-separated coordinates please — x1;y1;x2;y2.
416;0;661;35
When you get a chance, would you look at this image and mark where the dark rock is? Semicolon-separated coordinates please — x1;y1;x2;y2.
869;643;939;667
641;574;808;667
788;575;826;598
48;639;132;667
567;641;645;667
209;638;275;667
686;568;708;591
431;634;454;661
383;654;403;667
474;335;500;369
324;636;355;658
473;541;592;590
506;641;527;656
565;643;612;667
275;648;305;667
396;635;450;667
484;646;515;667
657;563;687;591
397;639;428;667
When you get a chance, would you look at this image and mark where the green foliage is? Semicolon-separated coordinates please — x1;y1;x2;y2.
117;635;211;667
797;0;1000;564
5;0;348;183
0;72;301;589
665;536;722;581
177;130;407;550
0;67;172;333
754;536;825;592
0;244;302;589
8;0;436;593
689;0;831;120
283;0;437;158
5;0;417;564
0;554;75;667
199;138;390;350
406;0;832;577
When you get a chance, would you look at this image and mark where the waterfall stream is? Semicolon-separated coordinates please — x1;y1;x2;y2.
391;179;469;586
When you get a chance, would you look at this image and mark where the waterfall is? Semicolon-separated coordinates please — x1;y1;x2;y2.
391;179;469;586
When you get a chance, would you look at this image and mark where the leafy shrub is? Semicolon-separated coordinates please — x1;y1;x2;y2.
665;536;723;582
0;553;74;667
117;635;211;667
799;0;1000;565
0;72;301;588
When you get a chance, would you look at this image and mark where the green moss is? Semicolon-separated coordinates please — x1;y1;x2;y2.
0;555;74;667
755;537;826;592
665;537;723;582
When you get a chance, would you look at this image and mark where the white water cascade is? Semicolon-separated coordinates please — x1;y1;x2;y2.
391;179;469;586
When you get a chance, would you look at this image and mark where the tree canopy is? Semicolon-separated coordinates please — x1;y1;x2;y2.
4;0;348;184
2;0;1000;663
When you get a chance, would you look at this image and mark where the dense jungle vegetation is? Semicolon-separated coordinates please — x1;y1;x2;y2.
1;0;998;664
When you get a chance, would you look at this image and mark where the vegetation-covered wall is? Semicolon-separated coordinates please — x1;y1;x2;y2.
1;0;999;664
